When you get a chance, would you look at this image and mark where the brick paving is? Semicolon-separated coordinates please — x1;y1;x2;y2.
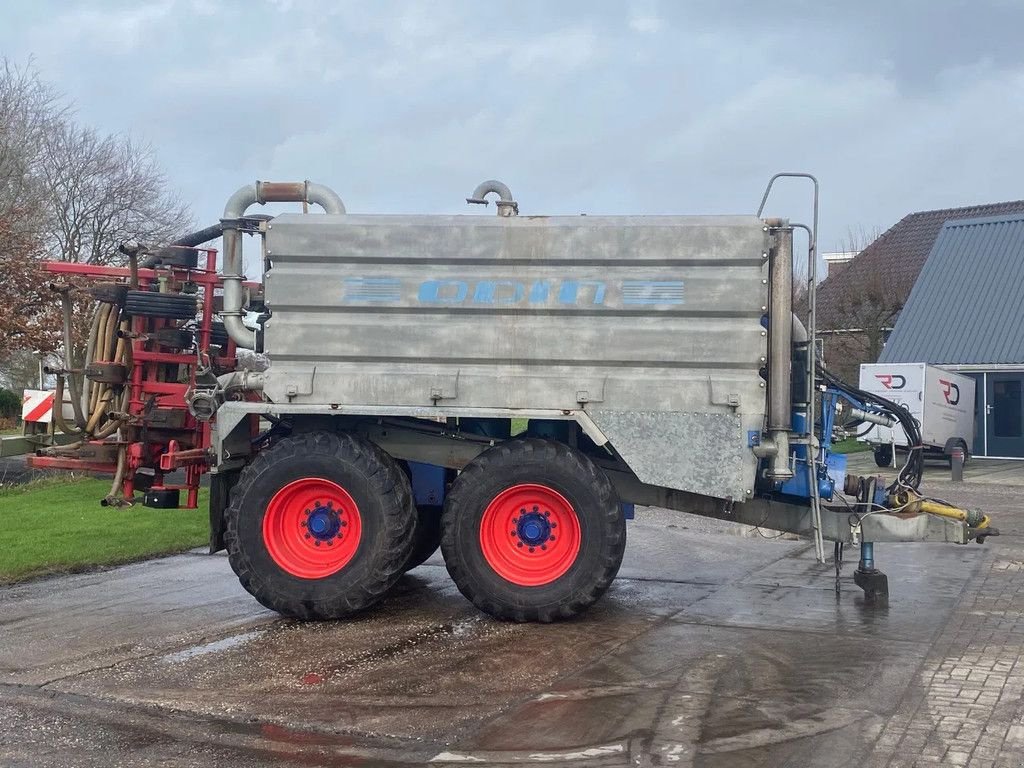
868;515;1024;768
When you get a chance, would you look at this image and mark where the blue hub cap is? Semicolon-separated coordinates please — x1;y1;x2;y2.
516;510;552;546
306;505;342;541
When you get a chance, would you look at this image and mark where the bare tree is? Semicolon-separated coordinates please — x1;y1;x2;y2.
0;349;48;391
39;123;191;265
836;225;883;268
0;218;59;353
0;59;191;387
0;60;64;360
816;226;896;382
0;58;65;226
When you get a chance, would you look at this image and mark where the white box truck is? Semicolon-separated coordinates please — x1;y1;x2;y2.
858;363;975;467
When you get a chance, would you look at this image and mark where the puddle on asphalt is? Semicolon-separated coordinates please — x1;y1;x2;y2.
160;630;264;663
299;617;489;685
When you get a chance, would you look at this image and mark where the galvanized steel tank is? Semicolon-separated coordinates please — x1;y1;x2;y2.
262;212;771;500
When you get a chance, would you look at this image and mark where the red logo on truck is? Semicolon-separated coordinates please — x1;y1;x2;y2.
875;374;906;390
938;379;961;405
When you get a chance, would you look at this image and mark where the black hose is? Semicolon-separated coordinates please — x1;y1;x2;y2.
838;419;876;439
852;423;874;438
137;223;226;269
818;364;923;492
171;223;223;248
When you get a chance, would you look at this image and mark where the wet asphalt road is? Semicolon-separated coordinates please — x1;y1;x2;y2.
0;498;1004;767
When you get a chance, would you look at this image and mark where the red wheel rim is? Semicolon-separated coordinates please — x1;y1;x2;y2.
262;478;362;579
479;483;581;586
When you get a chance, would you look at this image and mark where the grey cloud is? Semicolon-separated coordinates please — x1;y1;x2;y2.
2;0;1022;252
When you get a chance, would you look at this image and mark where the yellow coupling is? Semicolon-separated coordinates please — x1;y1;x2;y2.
889;491;989;528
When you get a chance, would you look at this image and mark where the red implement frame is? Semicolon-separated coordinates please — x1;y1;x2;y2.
28;250;240;509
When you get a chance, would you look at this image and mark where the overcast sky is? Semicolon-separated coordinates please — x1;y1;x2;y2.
2;0;1022;255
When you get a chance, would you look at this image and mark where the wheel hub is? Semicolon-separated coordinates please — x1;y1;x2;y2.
479;483;581;587
515;509;552;546
263;478;362;579
306;504;342;542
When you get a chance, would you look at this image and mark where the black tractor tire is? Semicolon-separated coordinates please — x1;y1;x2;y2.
124;290;197;320
224;432;417;620
441;438;626;622
404;505;443;572
88;282;128;305
153;327;194;350
395;460;444;572
208;321;229;348
145;246;199;269
948;439;970;467
873;445;894;468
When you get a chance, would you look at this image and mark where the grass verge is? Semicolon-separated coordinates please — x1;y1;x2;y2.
831;437;872;454
0;477;208;584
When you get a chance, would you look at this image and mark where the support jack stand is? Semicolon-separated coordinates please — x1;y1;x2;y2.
853;541;888;604
834;541;844;597
854;567;889;604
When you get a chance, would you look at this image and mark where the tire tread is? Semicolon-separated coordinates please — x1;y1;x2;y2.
224;431;415;620
441;438;625;622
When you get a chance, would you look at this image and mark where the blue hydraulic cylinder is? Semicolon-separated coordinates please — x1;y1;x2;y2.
859;541;875;571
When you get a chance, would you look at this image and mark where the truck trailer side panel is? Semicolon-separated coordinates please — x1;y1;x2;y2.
921;365;975;449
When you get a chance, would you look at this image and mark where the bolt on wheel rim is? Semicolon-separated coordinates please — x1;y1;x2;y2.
263;478;362;579
479;483;581;586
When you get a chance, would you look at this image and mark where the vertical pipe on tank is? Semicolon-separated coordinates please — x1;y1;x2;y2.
767;224;794;479
220;181;346;349
220;225;251;349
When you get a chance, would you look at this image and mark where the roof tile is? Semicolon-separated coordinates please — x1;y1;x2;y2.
816;199;1024;329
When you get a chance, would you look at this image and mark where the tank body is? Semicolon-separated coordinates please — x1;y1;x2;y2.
263;213;770;500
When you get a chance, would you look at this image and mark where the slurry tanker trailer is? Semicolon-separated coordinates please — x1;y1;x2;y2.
12;174;995;621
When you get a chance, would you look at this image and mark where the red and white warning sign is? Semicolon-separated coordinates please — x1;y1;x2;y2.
21;390;56;423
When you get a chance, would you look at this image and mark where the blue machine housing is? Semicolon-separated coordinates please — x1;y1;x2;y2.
778;449;846;501
774;390;850;501
776;411;845;501
770;385;902;502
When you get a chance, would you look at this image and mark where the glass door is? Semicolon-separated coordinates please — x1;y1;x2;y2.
986;373;1024;458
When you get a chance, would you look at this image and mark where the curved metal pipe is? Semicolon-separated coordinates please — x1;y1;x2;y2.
220;180;346;348
792;313;808;344
466;179;518;216
223;181;346;220
216;370;265;392
467;179;514;203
